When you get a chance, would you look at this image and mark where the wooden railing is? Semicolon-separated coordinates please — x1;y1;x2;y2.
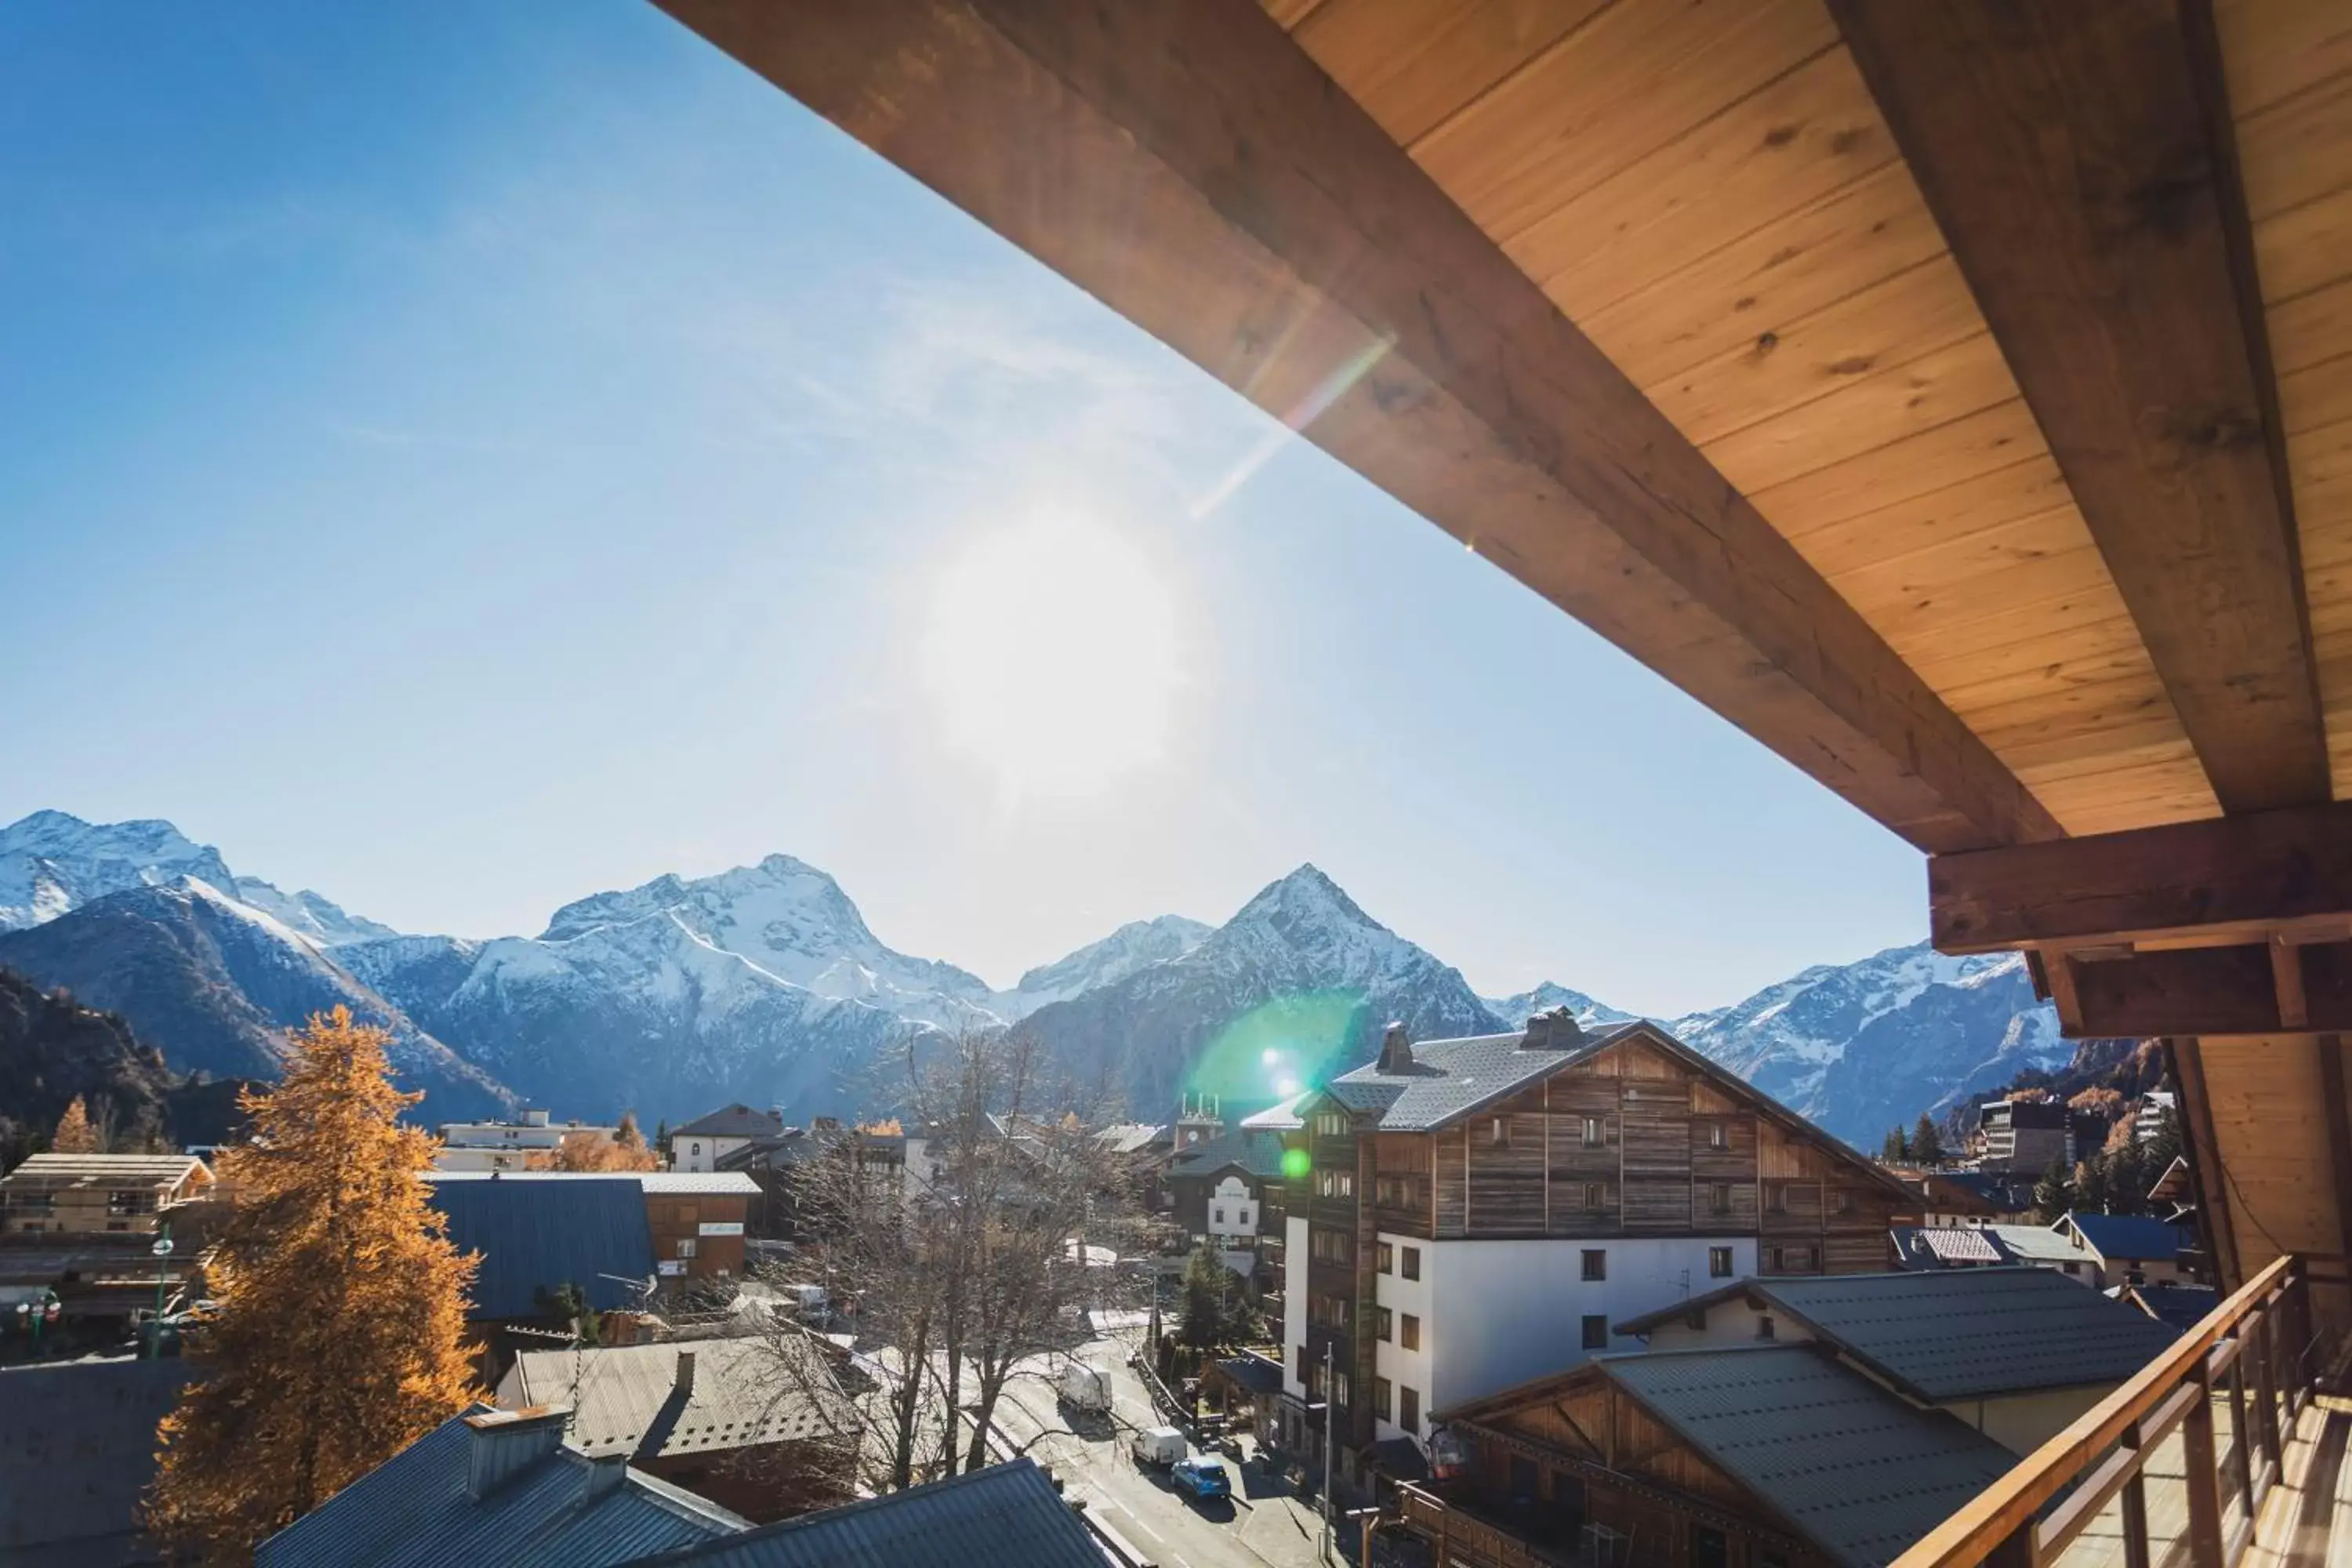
1397;1483;1575;1568
1890;1254;2318;1568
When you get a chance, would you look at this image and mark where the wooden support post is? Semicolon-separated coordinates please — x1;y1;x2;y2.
2273;939;2310;1029
1985;1523;2034;1568
2184;1363;2226;1568
2251;1308;2283;1479
2121;1417;2151;1568
2227;1349;2256;1514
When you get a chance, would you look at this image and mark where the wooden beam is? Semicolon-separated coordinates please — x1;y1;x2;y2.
2060;942;2352;1037
654;0;2063;855
2167;1038;2241;1292
1930;799;2352;953
2272;939;2310;1030
1830;0;2327;815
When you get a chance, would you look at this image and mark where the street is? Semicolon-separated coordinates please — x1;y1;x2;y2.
978;1338;1336;1568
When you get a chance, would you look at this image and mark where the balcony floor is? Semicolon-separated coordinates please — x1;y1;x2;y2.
2247;1406;2352;1568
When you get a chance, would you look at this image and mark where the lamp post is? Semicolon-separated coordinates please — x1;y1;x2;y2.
147;1225;174;1359
1319;1338;1337;1563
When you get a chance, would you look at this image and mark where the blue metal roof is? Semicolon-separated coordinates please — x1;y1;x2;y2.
1602;1348;2016;1568
2063;1212;2193;1264
426;1176;655;1319
0;1357;191;1566
617;1457;1105;1568
256;1408;744;1568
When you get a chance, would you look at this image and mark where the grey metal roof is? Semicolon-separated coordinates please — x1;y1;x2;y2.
256;1406;745;1568
1167;1127;1290;1181
1213;1354;1287;1397
1889;1226;2016;1270
1980;1224;2085;1266
0;1356;191;1567
2062;1212;2193;1263
502;1338;859;1461
428;1171;759;1196
1238;1094;1305;1131
673;1106;785;1140
1;1152;210;1189
1599;1347;2015;1568
2126;1283;2220;1332
617;1457;1105;1568
427;1176;655;1319
1623;1269;2180;1401
1327;1022;1644;1131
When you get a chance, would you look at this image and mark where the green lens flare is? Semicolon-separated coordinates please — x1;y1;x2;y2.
1183;989;1366;1108
1281;1146;1313;1181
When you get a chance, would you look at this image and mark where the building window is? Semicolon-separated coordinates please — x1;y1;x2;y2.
1803;1245;1820;1272
1214;1207;1225;1225
1332;1371;1351;1409
1584;1181;1606;1211
1582;1315;1609;1350
1693;1526;1729;1568
1766;1182;1788;1214
1510;1455;1539;1499
1581;1116;1605;1148
1309;1229;1354;1265
677;1238;697;1259
1377;1241;1394;1274
1581;1249;1606;1281
1756;1314;1776;1341
1401;1313;1421;1351
1296;1344;1310;1384
1705;1121;1728;1150
1403;1246;1421;1280
1375;1307;1393;1341
1376;1175;1421;1208
1373;1377;1392;1421
1316;1169;1355;1200
1315;1112;1348;1138
1709;1181;1731;1214
1490;1116;1509;1146
1309;1293;1352;1330
1400;1385;1421;1432
1769;1246;1785;1270
1708;1246;1733;1278
1835;1189;1856;1214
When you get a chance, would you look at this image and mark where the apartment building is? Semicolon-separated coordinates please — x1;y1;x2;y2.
1277;1011;1909;1479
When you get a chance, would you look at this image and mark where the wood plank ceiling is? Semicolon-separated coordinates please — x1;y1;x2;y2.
1268;0;2346;837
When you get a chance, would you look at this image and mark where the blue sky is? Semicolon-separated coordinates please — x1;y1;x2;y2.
0;2;1928;1016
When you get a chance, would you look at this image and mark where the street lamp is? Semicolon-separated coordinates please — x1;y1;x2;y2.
147;1226;174;1359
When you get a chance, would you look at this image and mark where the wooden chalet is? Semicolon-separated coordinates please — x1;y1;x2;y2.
646;4;2352;1566
1278;1014;1909;1480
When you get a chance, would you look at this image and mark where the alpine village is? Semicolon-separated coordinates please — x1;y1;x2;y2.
9;2;2352;1568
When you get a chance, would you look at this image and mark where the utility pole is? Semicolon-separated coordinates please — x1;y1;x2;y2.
146;1222;174;1359
1319;1338;1337;1563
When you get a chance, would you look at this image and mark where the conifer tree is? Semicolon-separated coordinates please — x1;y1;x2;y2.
51;1095;100;1153
1910;1112;1944;1164
1882;1126;1910;1162
146;1008;478;1563
2034;1153;2075;1221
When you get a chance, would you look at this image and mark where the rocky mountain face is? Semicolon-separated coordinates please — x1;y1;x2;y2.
0;811;2084;1140
0;878;514;1123
0;967;253;1155
1010;866;1502;1116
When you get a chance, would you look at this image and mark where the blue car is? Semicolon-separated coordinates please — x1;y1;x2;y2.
1170;1457;1231;1503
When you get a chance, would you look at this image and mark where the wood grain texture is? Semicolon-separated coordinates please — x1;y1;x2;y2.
647;0;2069;854
1832;0;2328;815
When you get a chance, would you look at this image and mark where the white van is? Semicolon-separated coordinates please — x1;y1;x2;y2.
1058;1363;1112;1414
1130;1425;1186;1468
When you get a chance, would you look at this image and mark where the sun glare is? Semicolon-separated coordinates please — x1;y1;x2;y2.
919;513;1183;799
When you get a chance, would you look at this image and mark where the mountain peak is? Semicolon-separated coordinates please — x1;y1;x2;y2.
0;811;240;933
1232;863;1376;931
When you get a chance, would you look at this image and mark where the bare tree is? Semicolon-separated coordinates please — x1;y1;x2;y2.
763;1025;1148;1488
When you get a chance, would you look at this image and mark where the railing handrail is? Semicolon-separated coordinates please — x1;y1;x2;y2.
1887;1253;2297;1568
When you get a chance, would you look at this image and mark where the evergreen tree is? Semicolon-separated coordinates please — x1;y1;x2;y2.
1882;1126;1910;1162
2074;1153;2111;1214
2144;1102;2183;1174
2033;1153;2075;1221
147;1008;478;1563
2106;1138;2148;1216
1911;1113;1944;1164
51;1095;100;1153
1177;1241;1235;1352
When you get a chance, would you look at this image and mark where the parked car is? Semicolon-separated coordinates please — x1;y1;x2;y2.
1171;1457;1231;1503
1131;1425;1187;1468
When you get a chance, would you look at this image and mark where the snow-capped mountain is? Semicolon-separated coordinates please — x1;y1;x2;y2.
1011;866;1503;1117
228;878;399;947
0;811;238;931
1670;941;2074;1145
997;915;1213;1015
1482;982;1635;1031
0;877;514;1120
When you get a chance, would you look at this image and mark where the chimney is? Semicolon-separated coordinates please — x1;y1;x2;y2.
463;1406;570;1501
1523;1006;1585;1051
1377;1022;1414;1073
521;1109;551;1128
583;1454;630;1501
673;1348;696;1398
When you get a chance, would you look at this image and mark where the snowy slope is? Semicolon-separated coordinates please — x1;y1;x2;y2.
996;914;1213;1016
0;811;238;931
229;878;399;947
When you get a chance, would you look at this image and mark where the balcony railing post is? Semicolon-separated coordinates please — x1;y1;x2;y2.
2184;1362;2226;1568
1987;1523;2034;1568
2250;1307;2282;1480
2121;1417;2151;1568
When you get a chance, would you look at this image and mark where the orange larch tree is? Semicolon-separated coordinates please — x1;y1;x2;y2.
546;1111;658;1172
146;1007;479;1564
51;1094;101;1152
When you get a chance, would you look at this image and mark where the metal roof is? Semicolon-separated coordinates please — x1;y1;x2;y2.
617;1456;1105;1568
426;1172;759;1196
426;1177;655;1319
1599;1347;2016;1568
1327;1022;1644;1131
1238;1094;1305;1131
256;1406;745;1568
502;1338;859;1461
1167;1127;1289;1181
2061;1212;2194;1263
1980;1224;2087;1266
673;1106;785;1140
1212;1354;1286;1397
0;1356;191;1566
1623;1269;2180;1402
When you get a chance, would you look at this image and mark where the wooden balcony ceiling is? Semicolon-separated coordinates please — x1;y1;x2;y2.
656;0;2352;856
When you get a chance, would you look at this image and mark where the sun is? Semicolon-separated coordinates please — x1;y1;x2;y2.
918;512;1184;799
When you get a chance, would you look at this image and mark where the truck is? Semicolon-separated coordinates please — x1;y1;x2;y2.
1130;1425;1187;1468
1057;1362;1113;1415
